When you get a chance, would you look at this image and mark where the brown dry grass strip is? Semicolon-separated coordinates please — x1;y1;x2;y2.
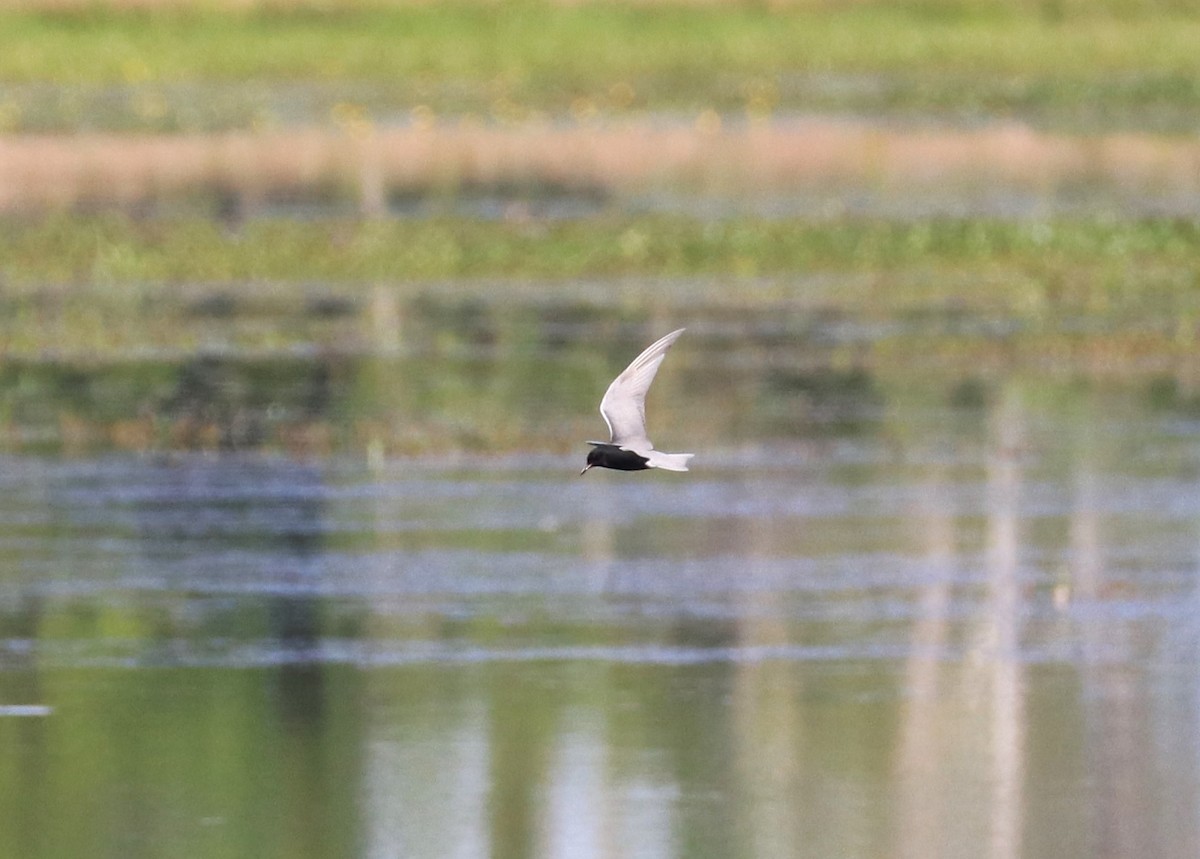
2;119;1198;212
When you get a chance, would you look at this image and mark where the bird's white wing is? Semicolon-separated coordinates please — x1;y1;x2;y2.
599;328;685;449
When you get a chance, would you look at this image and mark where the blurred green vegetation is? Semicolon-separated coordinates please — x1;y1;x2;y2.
3;213;1198;313
1;0;1199;128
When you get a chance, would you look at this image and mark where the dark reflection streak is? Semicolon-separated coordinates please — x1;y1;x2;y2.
487;667;558;859
270;504;326;728
1070;396;1158;859
661;666;740;859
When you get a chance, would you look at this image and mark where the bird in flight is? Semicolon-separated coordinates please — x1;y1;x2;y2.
581;328;693;475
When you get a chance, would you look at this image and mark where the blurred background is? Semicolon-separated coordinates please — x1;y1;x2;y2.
2;1;1200;857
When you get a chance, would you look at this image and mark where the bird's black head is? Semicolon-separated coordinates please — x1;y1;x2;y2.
581;446;605;475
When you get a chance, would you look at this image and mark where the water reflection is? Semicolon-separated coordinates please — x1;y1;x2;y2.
3;346;1200;857
0;302;906;458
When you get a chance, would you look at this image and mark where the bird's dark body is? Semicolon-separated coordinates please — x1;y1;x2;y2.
585;444;650;472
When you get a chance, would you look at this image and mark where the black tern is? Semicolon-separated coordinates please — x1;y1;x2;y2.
581;328;693;475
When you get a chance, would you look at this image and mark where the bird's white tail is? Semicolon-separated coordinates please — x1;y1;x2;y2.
646;451;694;472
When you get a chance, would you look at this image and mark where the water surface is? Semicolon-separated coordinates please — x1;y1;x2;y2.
3;338;1200;857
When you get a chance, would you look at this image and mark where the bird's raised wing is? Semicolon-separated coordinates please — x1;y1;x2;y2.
599;328;685;449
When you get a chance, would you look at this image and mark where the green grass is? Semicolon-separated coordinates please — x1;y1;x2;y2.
4;213;1198;318
2;1;1200;124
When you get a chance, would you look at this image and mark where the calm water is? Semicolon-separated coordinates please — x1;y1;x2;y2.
3;324;1200;858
